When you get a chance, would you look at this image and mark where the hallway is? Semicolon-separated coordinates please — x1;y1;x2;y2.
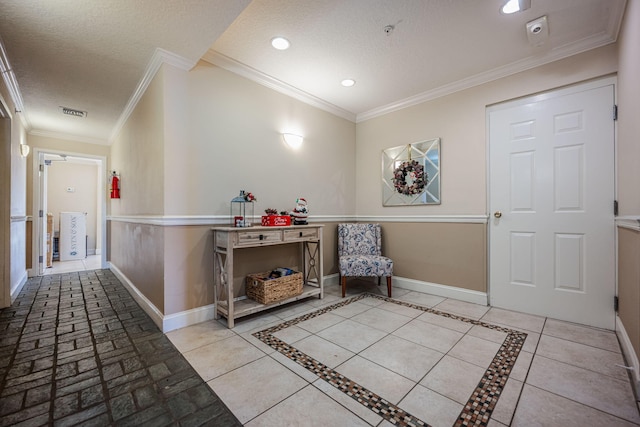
1;270;639;426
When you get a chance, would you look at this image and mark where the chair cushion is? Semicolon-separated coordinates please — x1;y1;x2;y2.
339;255;393;277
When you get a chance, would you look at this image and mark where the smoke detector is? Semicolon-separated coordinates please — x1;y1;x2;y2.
526;16;549;46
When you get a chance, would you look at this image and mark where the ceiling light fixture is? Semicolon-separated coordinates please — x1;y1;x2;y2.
341;79;356;87
282;133;303;149
501;0;531;14
271;36;290;50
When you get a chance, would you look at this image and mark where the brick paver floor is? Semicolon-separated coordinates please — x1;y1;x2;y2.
0;269;242;426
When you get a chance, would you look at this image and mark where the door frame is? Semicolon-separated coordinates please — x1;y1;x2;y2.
0;103;9;307
486;76;618;321
31;148;108;275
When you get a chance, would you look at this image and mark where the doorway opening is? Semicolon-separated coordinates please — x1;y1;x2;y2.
32;149;107;276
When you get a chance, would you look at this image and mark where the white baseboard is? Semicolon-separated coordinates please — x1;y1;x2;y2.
393;276;488;305
163;304;217;333
88;249;97;255
108;263;217;333
109;263;164;330
328;274;488;305
106;266;487;333
10;271;28;303
323;273;340;286
616;315;640;400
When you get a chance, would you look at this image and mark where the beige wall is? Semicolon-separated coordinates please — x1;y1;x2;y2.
619;227;640;356
47;161;99;253
616;0;640;363
109;43;620;317
109;66;165;217
355;44;617;293
382;222;486;292
110;61;356;316
617;0;640;216
173;60;356;216
110;221;165;312
356;44;618;217
108;64;167;310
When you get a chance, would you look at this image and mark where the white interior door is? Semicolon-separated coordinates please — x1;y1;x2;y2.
488;79;615;330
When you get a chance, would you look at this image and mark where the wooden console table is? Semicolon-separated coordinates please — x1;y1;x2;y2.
212;225;324;328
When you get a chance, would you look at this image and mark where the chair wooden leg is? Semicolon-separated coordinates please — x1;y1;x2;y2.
386;276;392;298
341;276;347;298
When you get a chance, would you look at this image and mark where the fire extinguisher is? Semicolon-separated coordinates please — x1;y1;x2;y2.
110;171;120;199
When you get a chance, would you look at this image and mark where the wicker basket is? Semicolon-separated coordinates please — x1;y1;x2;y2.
246;270;303;304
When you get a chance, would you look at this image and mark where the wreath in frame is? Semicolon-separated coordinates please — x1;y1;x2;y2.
392;159;427;195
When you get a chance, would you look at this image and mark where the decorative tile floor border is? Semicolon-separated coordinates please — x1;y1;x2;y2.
253;293;527;427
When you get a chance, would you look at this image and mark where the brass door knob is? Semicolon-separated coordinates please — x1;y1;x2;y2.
494;211;502;218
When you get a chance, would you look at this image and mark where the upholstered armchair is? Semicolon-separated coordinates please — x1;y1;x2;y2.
337;223;393;298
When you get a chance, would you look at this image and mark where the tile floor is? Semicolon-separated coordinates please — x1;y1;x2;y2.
167;280;640;427
43;255;102;275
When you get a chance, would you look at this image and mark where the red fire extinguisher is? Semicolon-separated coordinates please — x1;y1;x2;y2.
110;171;120;199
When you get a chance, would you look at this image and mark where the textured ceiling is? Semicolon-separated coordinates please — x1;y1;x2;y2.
0;0;250;143
0;0;627;144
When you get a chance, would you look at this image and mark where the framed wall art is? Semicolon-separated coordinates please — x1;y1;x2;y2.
382;138;441;206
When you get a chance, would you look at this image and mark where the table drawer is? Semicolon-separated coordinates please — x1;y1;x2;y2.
236;230;282;246
283;228;319;241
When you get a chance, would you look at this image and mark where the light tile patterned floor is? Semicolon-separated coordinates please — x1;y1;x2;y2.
168;280;640;426
43;255;102;275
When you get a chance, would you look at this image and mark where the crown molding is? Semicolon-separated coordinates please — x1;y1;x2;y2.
607;0;628;42
202;50;356;122
109;48;196;144
357;31;619;123
29;129;108;146
0;36;30;130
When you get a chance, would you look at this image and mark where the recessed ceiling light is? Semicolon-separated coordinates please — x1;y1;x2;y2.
501;0;531;14
341;79;356;87
271;37;290;50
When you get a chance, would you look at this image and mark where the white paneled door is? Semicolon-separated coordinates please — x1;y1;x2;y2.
488;80;615;330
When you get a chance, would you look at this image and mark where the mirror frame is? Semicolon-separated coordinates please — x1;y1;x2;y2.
381;138;441;206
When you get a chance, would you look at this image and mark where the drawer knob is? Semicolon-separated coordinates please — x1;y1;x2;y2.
259;234;264;240
299;231;303;237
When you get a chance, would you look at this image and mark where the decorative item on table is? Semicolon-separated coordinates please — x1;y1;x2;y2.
230;190;256;227
290;198;308;225
261;208;292;226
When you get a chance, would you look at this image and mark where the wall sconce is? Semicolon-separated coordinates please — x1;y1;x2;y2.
19;143;30;157
282;133;303;149
501;0;531;14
